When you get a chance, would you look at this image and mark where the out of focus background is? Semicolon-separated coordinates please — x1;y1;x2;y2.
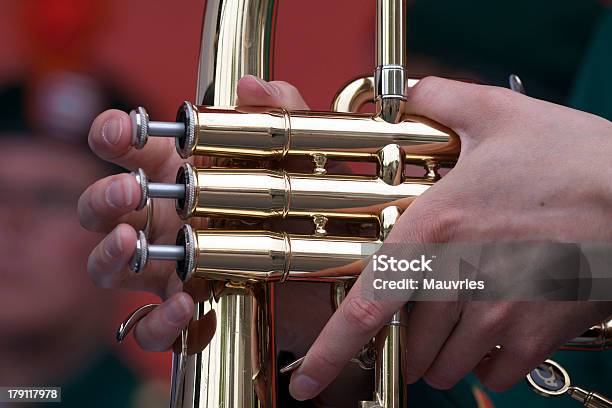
0;0;610;407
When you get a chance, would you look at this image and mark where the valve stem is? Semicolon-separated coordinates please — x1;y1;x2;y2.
132;165;197;219
129;225;196;282
129;102;197;158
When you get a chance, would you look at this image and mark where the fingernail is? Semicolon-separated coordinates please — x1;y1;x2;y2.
102;117;122;145
250;75;279;96
104;227;123;259
289;373;320;401
165;296;190;325
105;178;134;208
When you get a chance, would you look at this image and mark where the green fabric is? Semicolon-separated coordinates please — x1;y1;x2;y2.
569;11;612;120
407;0;603;103
408;380;480;407
38;351;140;408
485;350;612;408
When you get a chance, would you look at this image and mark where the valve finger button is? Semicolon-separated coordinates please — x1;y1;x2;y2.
130;231;149;273
130;106;149;149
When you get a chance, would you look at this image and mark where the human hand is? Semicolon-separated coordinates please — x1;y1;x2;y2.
288;77;612;400
78;75;308;351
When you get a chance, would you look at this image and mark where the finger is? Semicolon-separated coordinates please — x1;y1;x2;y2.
88;109;182;180
87;224;170;296
474;327;559;392
401;302;461;385
473;344;547;392
289;278;402;401
420;305;500;390
78;173;144;232
404;76;517;136
133;292;195;352
236;75;310;110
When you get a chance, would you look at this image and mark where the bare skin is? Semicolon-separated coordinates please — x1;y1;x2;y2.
78;75;612;400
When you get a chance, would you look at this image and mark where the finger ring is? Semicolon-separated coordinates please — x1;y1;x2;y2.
116;303;159;342
142;198;154;238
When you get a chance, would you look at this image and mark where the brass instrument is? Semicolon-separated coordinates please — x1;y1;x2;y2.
114;1;612;407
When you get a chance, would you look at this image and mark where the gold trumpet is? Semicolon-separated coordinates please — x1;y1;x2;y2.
114;1;612;407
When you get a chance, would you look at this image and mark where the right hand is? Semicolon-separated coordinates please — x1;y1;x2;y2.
78;75;309;351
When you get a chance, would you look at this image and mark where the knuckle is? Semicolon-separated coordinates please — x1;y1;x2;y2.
477;304;511;336
134;316;170;352
475;86;515;116
307;348;345;374
412;206;462;243
410;76;446;105
342;297;389;334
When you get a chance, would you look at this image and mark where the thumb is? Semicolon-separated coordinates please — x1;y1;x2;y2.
404;76;514;135
237;75;310;110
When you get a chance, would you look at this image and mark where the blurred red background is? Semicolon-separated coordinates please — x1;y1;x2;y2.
0;0;378;384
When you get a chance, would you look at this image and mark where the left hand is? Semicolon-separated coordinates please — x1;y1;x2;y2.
288;77;612;400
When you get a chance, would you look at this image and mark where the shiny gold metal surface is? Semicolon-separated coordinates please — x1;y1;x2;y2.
376;0;405;66
178;164;431;220
173;1;279;408
333;77;419;113
171;207;400;283
375;0;407;123
185;104;456;160
360;313;406;408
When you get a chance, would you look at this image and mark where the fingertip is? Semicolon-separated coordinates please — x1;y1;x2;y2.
115;222;138;250
289;371;321;401
236;75;279;105
168;292;195;322
88;109;132;156
88;223;137;288
134;293;194;352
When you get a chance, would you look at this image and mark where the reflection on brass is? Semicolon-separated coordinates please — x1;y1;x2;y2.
130;102;458;161
333;77;420;113
171;1;278;408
